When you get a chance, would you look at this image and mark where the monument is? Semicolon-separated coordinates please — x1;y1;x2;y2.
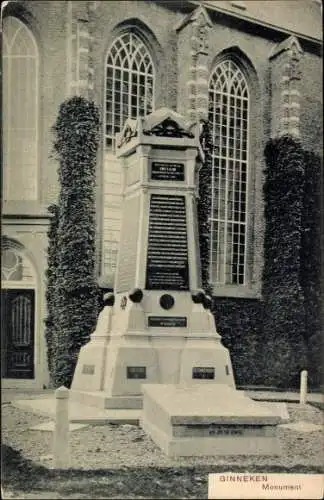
71;108;282;456
72;108;234;405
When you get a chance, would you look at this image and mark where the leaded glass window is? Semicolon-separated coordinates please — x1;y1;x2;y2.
208;60;249;285
1;239;35;283
2;17;39;201
105;32;155;150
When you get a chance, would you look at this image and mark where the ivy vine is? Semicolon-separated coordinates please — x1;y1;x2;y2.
45;96;101;388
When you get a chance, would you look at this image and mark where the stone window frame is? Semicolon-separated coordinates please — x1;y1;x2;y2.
208;49;261;298
208;58;250;287
2;16;39;202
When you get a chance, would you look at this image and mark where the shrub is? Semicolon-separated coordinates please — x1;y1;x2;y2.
301;151;323;387
213;298;263;386
44;203;59;386
261;135;307;388
47;96;101;388
198;121;213;296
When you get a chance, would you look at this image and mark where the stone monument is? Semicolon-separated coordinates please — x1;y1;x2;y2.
71;108;235;407
71;108;282;456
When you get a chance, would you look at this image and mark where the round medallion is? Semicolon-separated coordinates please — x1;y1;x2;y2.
159;294;175;310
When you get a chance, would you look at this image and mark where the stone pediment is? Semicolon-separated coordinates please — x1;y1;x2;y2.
142;108;196;138
174;5;212;32
269;35;303;60
117;108;196;148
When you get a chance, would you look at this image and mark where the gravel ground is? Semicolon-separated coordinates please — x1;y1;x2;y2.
2;401;323;471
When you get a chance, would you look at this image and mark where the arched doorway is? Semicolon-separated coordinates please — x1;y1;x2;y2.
1;239;37;380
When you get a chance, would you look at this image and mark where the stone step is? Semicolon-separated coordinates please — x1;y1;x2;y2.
70;390;143;409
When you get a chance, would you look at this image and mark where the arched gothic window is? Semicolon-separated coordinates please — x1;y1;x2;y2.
1;238;36;283
105;31;155;150
208;59;250;286
2;17;39;201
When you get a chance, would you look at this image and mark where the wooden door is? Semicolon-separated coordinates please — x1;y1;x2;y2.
1;289;35;379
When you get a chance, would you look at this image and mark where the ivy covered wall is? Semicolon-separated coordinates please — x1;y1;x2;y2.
45;96;101;388
301;151;322;387
198;120;213;297
211;137;322;390
260;135;308;388
213;298;264;387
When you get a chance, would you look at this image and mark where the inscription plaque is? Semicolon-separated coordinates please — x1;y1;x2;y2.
151;162;185;181
82;364;95;375
146;194;189;290
127;366;146;379
192;367;215;379
148;316;187;327
208;428;244;436
173;424;257;438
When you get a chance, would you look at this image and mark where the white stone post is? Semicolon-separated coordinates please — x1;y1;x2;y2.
299;370;308;405
54;386;70;468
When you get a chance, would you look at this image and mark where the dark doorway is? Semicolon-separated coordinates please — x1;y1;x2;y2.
1;289;35;379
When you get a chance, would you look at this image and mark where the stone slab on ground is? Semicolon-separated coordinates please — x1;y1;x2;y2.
1;390;54;404
12;399;141;425
141;384;282;457
247;391;324;404
12;399;55;417
278;420;323;433
12;396;289;425
11;396;289;429
257;402;290;422
4;388;323;405
29;421;89;432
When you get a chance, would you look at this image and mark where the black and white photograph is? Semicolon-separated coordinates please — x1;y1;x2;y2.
1;0;323;498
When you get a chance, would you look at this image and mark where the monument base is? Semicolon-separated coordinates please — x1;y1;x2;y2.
71;294;235;408
140;384;282;456
71;333;234;407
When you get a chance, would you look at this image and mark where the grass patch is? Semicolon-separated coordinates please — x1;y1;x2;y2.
2;444;323;499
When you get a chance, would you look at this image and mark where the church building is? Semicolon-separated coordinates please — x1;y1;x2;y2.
1;0;322;389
